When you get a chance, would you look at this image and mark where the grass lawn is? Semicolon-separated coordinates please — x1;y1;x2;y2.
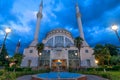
79;71;120;80
106;71;120;80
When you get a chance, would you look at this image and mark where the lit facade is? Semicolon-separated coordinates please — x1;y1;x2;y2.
20;1;97;69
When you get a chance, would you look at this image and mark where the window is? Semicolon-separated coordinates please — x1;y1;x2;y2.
29;50;33;53
45;38;53;47
86;59;91;67
68;50;78;59
28;60;31;67
55;36;64;47
65;38;73;47
85;50;89;53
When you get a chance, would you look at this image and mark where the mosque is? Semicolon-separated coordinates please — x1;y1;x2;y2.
21;1;97;69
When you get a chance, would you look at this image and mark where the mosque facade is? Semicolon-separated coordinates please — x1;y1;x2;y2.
21;1;97;69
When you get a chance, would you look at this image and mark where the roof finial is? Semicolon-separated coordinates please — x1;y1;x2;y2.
76;0;79;7
40;0;43;7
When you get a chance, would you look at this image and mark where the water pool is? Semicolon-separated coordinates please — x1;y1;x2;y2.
32;72;86;80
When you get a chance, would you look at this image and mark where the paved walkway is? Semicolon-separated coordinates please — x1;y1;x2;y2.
17;75;109;80
86;75;109;80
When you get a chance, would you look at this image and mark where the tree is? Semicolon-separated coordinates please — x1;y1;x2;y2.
36;43;44;54
93;44;111;66
13;54;23;66
0;44;9;66
110;56;120;65
105;44;119;56
74;37;83;67
36;43;44;67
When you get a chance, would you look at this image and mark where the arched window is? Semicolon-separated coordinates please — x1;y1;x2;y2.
45;38;53;47
55;36;64;47
28;60;31;67
65;38;73;47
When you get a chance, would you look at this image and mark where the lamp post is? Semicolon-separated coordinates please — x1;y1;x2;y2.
95;60;98;64
75;53;78;71
111;25;120;42
39;52;42;68
0;28;11;54
5;55;9;59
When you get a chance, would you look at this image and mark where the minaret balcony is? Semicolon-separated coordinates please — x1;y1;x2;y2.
76;13;81;18
37;12;42;18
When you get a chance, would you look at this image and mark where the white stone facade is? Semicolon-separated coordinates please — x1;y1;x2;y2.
21;1;43;68
42;29;97;69
20;1;97;68
21;47;38;67
21;29;97;68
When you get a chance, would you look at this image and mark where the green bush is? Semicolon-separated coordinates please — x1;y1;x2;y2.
6;67;32;72
23;67;31;71
15;69;49;78
98;73;111;78
86;66;120;72
112;65;120;71
0;71;16;80
0;70;4;76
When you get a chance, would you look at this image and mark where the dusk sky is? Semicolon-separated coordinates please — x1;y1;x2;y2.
0;0;120;56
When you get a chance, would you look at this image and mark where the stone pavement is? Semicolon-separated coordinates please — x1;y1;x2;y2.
17;75;109;80
86;75;109;80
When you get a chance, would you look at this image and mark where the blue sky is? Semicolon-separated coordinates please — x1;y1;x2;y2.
0;0;120;56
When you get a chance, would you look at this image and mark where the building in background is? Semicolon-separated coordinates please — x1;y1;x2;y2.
15;40;21;54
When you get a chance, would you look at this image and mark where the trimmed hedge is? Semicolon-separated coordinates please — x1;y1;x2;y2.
86;65;120;71
6;67;32;72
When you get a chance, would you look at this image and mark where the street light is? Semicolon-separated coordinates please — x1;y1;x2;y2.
5;55;9;59
95;60;98;64
75;53;77;56
39;52;42;67
0;28;11;54
39;52;42;56
111;25;120;42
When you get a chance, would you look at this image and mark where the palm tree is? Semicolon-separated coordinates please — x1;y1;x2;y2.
36;43;44;67
74;37;83;67
36;43;44;54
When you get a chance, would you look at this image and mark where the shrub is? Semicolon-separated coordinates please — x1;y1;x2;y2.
112;65;120;71
0;70;4;76
0;71;16;80
6;67;32;72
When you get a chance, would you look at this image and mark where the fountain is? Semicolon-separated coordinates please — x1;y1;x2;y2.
56;60;62;79
32;60;87;80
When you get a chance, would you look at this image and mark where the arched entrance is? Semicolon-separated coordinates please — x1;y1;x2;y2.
51;59;67;71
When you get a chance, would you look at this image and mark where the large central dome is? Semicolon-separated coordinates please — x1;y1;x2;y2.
43;28;74;48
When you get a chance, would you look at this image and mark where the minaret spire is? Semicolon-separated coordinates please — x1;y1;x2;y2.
76;2;88;47
15;39;21;54
30;0;43;46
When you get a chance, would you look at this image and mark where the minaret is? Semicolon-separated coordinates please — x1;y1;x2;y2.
15;40;20;54
30;0;43;46
76;3;88;47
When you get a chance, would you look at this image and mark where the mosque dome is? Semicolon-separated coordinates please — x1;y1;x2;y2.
43;28;74;48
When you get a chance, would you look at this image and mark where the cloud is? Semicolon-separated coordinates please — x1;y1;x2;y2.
80;0;120;23
0;30;4;35
1;0;120;55
0;0;19;24
1;21;31;34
